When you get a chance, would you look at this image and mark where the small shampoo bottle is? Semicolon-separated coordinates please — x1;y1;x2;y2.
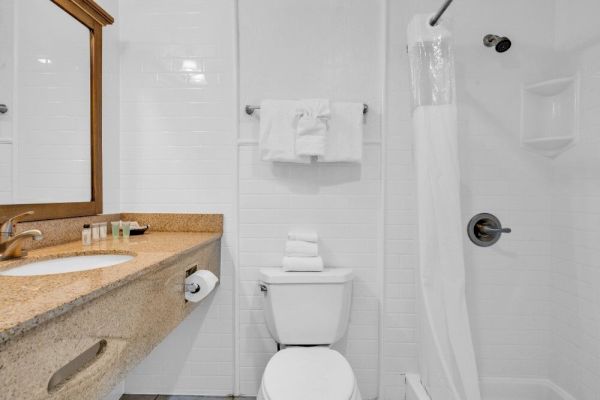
82;224;92;246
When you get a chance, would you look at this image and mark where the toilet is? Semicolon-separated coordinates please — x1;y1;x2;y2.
257;267;362;400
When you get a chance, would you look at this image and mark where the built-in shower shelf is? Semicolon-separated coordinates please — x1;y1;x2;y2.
521;136;576;154
524;77;576;96
520;76;579;158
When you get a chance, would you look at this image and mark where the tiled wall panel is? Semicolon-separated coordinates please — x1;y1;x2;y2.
0;143;12;203
119;0;236;396
548;33;600;399
237;1;385;397
100;0;121;214
381;1;418;398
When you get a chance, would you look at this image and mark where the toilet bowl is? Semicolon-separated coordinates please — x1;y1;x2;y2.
257;268;362;400
257;347;361;400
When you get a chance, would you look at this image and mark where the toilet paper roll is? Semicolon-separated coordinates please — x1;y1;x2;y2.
184;270;219;303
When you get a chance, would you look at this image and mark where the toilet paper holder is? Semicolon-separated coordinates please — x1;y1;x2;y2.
183;268;219;303
184;282;201;294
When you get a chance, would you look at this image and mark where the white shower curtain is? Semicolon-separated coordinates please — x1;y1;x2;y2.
407;15;481;400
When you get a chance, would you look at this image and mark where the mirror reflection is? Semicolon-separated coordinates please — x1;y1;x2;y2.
0;0;91;204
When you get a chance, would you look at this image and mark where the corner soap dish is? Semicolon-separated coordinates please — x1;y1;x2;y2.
520;76;579;158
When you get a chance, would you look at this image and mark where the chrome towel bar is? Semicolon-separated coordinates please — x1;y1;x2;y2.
245;103;368;116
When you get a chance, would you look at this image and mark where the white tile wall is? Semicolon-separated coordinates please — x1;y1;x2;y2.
119;0;403;398
0;0;14;144
547;27;600;399
237;146;382;397
0;0;15;207
115;0;427;397
381;1;419;398
98;0;121;214
0;143;12;203
119;0;236;396
238;0;384;397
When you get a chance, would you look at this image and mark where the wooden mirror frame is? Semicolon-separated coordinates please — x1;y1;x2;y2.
0;0;114;222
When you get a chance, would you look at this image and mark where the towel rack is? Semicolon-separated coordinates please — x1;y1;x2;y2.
245;103;368;116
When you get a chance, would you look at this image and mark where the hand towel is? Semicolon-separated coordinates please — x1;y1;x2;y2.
285;240;319;257
296;99;331;156
282;256;324;272
288;230;319;243
259;99;310;163
318;102;364;163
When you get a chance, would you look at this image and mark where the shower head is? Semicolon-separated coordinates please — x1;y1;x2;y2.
483;34;512;53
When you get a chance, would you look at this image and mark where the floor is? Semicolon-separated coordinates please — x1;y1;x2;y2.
120;396;256;400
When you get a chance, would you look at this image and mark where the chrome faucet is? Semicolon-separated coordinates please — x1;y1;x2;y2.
0;211;43;260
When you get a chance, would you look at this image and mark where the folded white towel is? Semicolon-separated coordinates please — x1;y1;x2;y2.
285;240;319;257
288;230;319;243
259;99;310;163
319;102;364;163
296;99;330;156
282;256;324;272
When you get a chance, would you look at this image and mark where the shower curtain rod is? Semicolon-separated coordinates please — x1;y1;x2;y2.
430;0;454;26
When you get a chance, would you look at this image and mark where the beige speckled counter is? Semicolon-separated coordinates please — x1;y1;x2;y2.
0;213;222;400
0;231;220;345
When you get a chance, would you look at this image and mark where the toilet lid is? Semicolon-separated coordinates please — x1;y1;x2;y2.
262;347;356;400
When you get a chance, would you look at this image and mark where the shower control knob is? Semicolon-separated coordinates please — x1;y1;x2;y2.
467;213;511;247
478;225;511;235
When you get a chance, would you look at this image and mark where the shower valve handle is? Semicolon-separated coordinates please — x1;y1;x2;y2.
477;225;511;235
468;213;511;247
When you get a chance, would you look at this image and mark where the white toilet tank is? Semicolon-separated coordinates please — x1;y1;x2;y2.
259;268;353;345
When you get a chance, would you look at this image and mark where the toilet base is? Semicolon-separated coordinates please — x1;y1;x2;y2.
257;380;362;400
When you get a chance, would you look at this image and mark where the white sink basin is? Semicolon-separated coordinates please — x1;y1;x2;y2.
0;254;135;276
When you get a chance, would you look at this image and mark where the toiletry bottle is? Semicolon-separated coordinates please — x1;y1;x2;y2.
82;224;92;246
92;223;100;241
99;222;107;239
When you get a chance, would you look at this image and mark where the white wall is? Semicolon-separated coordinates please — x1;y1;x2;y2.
237;0;384;397
0;0;14;203
548;3;600;397
381;0;419;398
99;0;121;214
119;0;237;395
118;0;399;398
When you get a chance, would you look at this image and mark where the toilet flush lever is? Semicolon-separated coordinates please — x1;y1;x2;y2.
259;283;268;293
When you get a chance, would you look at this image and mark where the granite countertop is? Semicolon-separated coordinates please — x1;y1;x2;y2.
0;231;221;345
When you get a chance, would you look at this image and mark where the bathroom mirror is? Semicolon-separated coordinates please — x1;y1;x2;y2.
0;0;113;220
